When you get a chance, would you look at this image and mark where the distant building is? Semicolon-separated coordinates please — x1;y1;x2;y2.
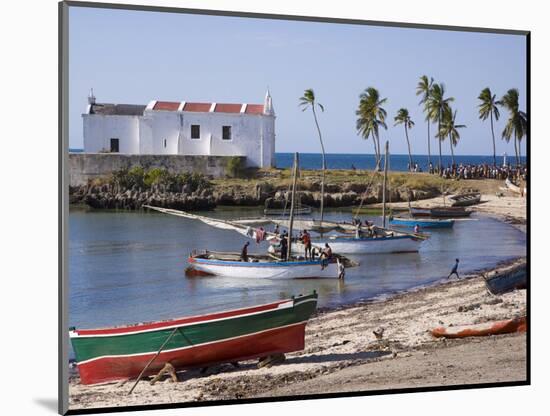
82;89;276;167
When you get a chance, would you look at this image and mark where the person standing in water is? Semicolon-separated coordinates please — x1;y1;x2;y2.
447;258;460;279
240;241;250;262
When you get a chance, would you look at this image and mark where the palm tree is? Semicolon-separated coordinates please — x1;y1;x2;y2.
426;83;454;172
394;108;415;170
438;108;466;167
499;89;527;167
477;88;501;166
356;87;388;171
416;75;434;167
299;89;327;228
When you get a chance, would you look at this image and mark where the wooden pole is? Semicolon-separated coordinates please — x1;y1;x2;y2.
382;141;389;228
128;327;178;394
287;152;299;260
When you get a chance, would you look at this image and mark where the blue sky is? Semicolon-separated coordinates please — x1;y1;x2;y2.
69;6;527;156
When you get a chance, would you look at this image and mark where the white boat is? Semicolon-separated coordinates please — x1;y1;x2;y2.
310;234;423;254
188;251;339;279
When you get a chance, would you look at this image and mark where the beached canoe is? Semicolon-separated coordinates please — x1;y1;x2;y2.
70;292;318;385
484;261;527;295
188;251;340;279
448;192;481;207
389;217;455;229
431;316;526;338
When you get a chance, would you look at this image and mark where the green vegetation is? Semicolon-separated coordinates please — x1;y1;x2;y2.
356;87;387;171
478;87;501;166
110;167;211;192
226;156;245;178
416;75;435;166
426;83;454;172
394;108;415;170
500;88;528;167
437;109;466;167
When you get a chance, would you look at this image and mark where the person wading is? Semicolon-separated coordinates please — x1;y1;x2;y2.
302;229;312;260
240;241;250;262
447;258;460;279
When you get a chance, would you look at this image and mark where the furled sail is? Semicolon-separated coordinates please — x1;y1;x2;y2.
144;205;278;242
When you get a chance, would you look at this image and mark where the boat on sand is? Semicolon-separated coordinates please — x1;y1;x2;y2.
431;316;526;339
448;192;481;207
70;292;318;385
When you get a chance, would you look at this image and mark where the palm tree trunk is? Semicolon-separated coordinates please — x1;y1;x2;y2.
490;111;496;166
437;116;442;172
518;139;522;167
449;133;455;167
312;106;325;234
405;125;413;171
427;121;431;167
514;137;519;167
375;135;382;171
371;137;379;170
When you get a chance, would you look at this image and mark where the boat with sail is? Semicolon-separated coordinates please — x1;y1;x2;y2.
188;250;339;279
70;292;318;385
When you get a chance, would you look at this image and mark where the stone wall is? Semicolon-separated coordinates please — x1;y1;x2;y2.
69;153;245;186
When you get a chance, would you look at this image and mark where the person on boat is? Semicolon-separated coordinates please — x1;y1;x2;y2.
355;221;363;239
320;243;333;269
240;241;250;262
414;224;420;233
301;229;312;260
280;231;288;261
447;258;460;279
273;224;280;235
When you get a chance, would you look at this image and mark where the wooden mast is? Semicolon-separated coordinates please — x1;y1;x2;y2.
287;152;299;260
382;141;389;228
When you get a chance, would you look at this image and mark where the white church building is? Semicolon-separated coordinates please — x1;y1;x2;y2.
82;90;276;167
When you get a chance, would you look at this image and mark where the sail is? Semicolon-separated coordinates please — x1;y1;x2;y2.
144;205;278;241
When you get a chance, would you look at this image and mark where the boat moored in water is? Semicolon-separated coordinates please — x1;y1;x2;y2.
410;206;472;218
390;216;455;229
188;250;340;279
70;292;318;385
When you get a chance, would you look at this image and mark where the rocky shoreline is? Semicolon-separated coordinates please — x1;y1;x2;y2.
69;181;440;211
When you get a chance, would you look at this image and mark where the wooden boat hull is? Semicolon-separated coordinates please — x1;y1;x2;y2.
449;193;481;207
411;207;472;218
312;235;423;254
484;264;527;295
263;207;312;216
390;217;455;229
70;293;318;385
431;316;526;338
188;257;339;279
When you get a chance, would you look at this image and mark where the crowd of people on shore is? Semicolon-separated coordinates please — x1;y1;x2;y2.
427;162;527;181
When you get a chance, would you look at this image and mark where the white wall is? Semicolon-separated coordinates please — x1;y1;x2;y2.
82;114;140;154
82;105;276;166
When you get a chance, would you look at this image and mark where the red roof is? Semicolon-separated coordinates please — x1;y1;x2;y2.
153;101;180;111
150;101;265;114
214;103;243;113
245;104;264;114
182;102;212;112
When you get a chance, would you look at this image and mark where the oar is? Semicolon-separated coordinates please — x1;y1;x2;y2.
128;327;179;394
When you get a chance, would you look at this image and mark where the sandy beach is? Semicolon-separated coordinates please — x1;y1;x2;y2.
68;190;527;411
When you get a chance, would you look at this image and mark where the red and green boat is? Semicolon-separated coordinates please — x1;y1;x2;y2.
70;292;318;385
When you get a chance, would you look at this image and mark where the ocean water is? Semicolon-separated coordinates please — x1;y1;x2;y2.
275;153;527;171
69;207;526;331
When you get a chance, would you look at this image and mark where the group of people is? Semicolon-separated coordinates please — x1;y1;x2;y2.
428;163;527;181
